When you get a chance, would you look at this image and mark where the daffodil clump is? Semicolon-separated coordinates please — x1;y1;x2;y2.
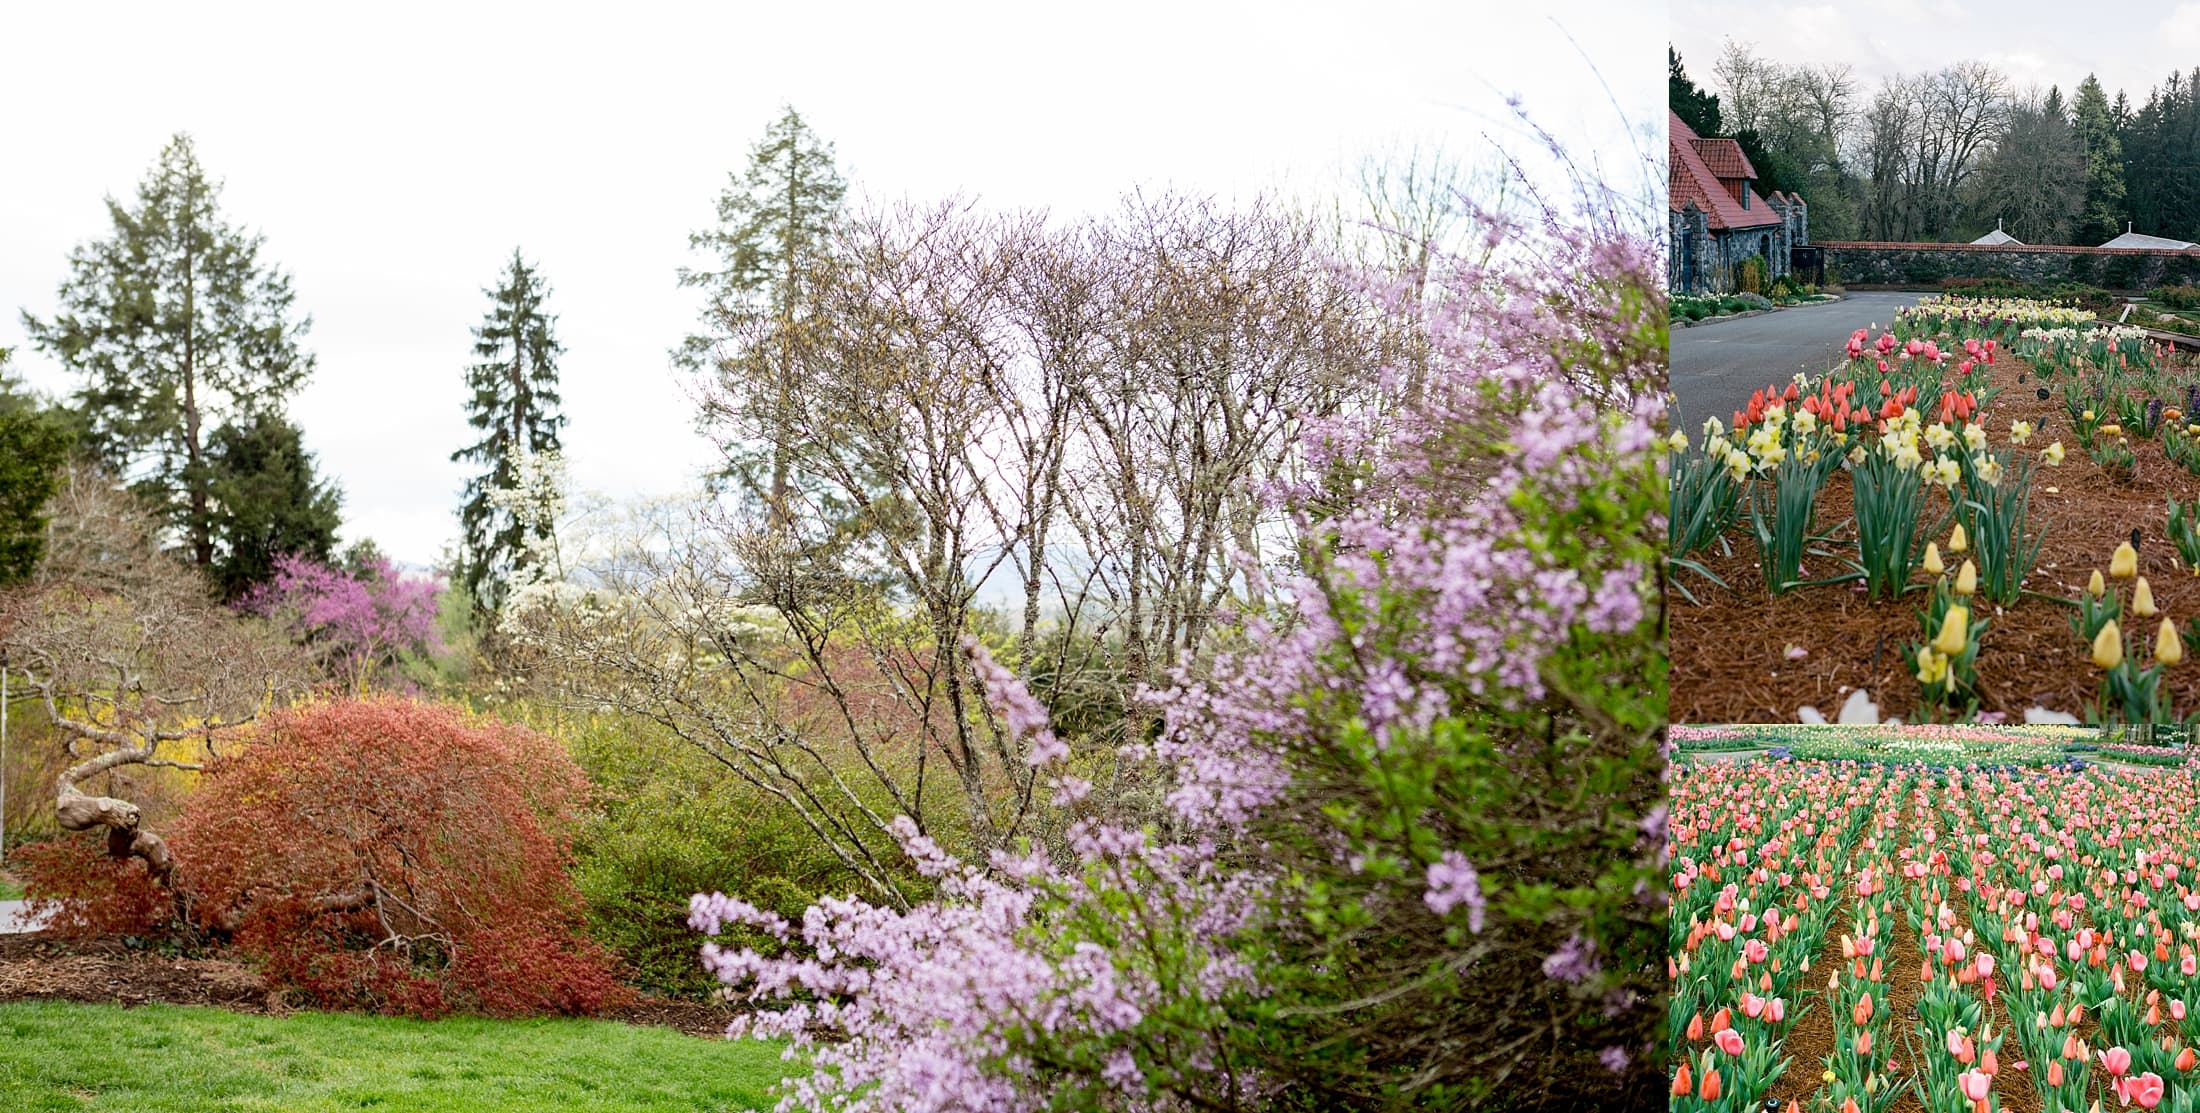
1666;416;1749;600
1897;296;2093;345
1739;393;1850;595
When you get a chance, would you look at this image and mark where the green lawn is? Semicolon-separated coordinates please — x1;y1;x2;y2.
0;1000;793;1112
0;875;25;900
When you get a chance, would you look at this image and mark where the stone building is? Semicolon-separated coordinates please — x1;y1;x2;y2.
1668;111;1805;295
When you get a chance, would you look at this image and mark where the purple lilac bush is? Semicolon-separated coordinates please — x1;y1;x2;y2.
689;191;1667;1108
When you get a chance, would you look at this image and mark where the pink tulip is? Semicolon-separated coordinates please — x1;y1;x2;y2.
2121;1071;2165;1109
1958;1069;1991;1102
2102;1046;2133;1077
1714;1027;1744;1056
1976;953;1994;978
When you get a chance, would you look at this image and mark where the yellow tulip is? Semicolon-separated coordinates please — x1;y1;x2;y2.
2094;620;2125;670
2089;569;2107;597
2134;577;2158;618
1923;542;1945;576
1916;646;1949;686
2160;618;2184;665
1955;559;1977;596
2112;541;2139;579
1934;606;1969;655
1949;523;1969;554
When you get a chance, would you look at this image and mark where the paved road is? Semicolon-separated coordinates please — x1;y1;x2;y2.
1671;292;1927;429
0;899;47;934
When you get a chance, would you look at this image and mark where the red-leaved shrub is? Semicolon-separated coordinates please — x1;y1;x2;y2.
13;833;171;936
167;697;628;1017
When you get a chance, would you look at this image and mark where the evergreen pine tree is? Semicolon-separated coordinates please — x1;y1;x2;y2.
205;411;343;600
22;133;314;568
2073;75;2129;245
677;105;846;526
0;349;76;586
1669;48;1723;137
452;250;565;611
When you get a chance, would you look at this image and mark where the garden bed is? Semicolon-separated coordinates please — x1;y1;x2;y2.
1671;298;2200;722
1671;758;2198;1112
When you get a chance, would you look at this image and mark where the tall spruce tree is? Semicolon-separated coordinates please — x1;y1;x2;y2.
452;250;565;611
22;133;314;568
2073;75;2129;245
0;349;76;586
677;105;846;526
205;411;343;600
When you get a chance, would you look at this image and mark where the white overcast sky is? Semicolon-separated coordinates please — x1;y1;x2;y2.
2;1;1664;566
1675;1;2200;108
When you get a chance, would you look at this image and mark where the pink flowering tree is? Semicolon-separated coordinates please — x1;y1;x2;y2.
689;161;1666;1108
238;553;445;691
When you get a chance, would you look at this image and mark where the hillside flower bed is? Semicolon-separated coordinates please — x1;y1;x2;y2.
1671;295;2200;723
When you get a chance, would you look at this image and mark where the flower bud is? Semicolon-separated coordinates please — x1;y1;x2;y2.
2112;541;2139;579
2094;620;2125;670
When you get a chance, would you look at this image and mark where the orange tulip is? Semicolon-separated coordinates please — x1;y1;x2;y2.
1672;1063;1692;1097
1700;1066;1722;1101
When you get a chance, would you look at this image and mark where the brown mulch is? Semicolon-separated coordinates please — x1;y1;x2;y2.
0;932;741;1038
1673;343;2200;722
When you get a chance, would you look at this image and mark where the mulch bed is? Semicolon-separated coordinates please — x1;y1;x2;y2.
0;932;741;1038
1672;343;2200;722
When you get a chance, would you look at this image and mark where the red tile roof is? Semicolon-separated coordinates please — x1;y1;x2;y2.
1670;112;1781;231
1691;137;1755;180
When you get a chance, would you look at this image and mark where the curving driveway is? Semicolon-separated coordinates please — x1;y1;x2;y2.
1671;291;1928;428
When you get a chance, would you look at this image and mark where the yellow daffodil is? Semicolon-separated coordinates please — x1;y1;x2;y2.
1794;410;1819;436
2112;541;2139;579
1933;606;1969;655
1955;559;1977;596
1924;424;1956;451
2094;620;2125;669
2011;420;2033;445
1703;416;1725;438
1930;457;1961;489
1923;542;1945;576
1667;430;1688;452
2160;618;2184;665
1962;423;1987;451
1949;523;1969;554
2043;441;2066;466
2135;577;2158;617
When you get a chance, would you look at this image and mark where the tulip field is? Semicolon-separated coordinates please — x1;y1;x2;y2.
1670;755;2200;1112
1670;296;2200;723
1671;723;2187;768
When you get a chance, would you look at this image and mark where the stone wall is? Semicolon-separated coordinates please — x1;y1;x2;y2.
1822;241;2200;290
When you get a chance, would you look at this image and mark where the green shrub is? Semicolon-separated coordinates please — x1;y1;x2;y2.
1737;254;1766;296
557;712;916;998
2153;285;2200;310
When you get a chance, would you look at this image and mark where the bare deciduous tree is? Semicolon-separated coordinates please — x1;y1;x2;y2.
507;195;1386;904
1;468;304;899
